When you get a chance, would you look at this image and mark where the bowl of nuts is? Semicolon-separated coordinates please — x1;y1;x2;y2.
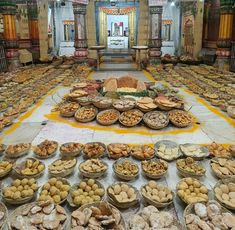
33;140;58;159
74;105;98;123
83;142;106;159
96;109;120;126
113;158;139;181
48;158;77;177
107;143;131;159
60;142;83;158
5;143;31;158
107;182;140;208
131;145;155;160
119;109;143;127
169;110;193;128
13;158;45;179
141;159;168;179
79;159;108;178
67;179;105;207
141;181;174;208
2;178;38;205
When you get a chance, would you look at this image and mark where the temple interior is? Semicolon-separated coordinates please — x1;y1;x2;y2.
0;0;235;230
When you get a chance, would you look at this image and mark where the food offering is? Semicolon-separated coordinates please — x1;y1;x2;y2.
96;109;120;126
5;143;31;158
208;142;231;158
184;200;235;230
136;97;157;112
68;90;88;100
48;158;77;177
113;158;139;181
59;102;80;117
71;201;125;230
176;157;206;178
155;95;179;110
107;182;139;208
9;202;68;230
143;111;169;129
76;96;92;106
131;144;155;160
38;178;70;204
129;205;182;229
74;105;98;122
83;142;106;158
155;140;181;161
141;181;174;207
0;160;13;178
68;179;105;207
177;177;209;204
180;143;209;160
79;159;108;178
214;179;235;210
210;158;235;179
60;142;83;157
2;178;38;205
229;145;235;156
0;144;6;155
0;202;7;230
112;99;136;111
119;109;143;127
34;140;58;159
169;110;193;128
141;159;168;179
13;158;45;178
92;96;112;109
107;143;130;159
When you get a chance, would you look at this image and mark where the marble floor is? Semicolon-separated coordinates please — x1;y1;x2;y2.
0;70;234;225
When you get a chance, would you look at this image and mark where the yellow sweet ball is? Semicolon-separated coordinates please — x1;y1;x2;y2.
38;164;45;172
41;189;48;195
95;188;104;196
60;191;68;200
77;189;83;195
85;185;92;192
93;195;101;202
72;190;80;198
21;190;29;198
13;191;21;200
79;181;87;190
28;189;34;196
17;185;24;192
24;185;29;190
81;198;88;205
49;178;57;186
28;178;36;186
12;179;21;187
53;195;61;204
83;192;88;197
55;181;63;189
43;182;51;191
62;185;70;192
50;186;58;196
38;194;46;201
31;183;38;191
89;191;95;197
21;178;29;186
87;179;95;186
4;189;12;198
10;186;17;192
74;196;82;206
92;184;98;191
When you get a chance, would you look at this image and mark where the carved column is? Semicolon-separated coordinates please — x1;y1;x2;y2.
73;3;88;59
148;6;163;63
216;0;234;71
0;0;21;70
27;0;40;61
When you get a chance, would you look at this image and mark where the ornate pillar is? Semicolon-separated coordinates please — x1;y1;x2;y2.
27;0;40;61
0;0;20;70
148;6;163;63
216;0;234;70
73;3;88;59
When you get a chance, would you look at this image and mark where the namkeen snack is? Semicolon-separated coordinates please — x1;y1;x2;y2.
34;140;58;158
131;145;155;160
83;142;106;158
107;143;130;159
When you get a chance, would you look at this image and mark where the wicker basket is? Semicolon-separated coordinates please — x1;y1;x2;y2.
214;178;235;210
112;99;136;112
74;106;98;123
141;184;174;208
0;144;6;156
5;144;31;159
76;97;92;106
79;160;108;178
119;109;143;127
67;180;105;207
83;142;106;159
176;163;206;179
143;111;169;130
107;143;131;159
60;142;83;158
48;158;77;177
96;109;120;126
13;157;45;179
169;110;193;128
113;158;139;181
92;97;112;109
107;182;140;209
131;145;155;161
33;141;58;159
0;202;7;230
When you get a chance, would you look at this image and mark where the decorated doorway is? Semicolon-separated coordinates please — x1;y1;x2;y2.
95;2;139;49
